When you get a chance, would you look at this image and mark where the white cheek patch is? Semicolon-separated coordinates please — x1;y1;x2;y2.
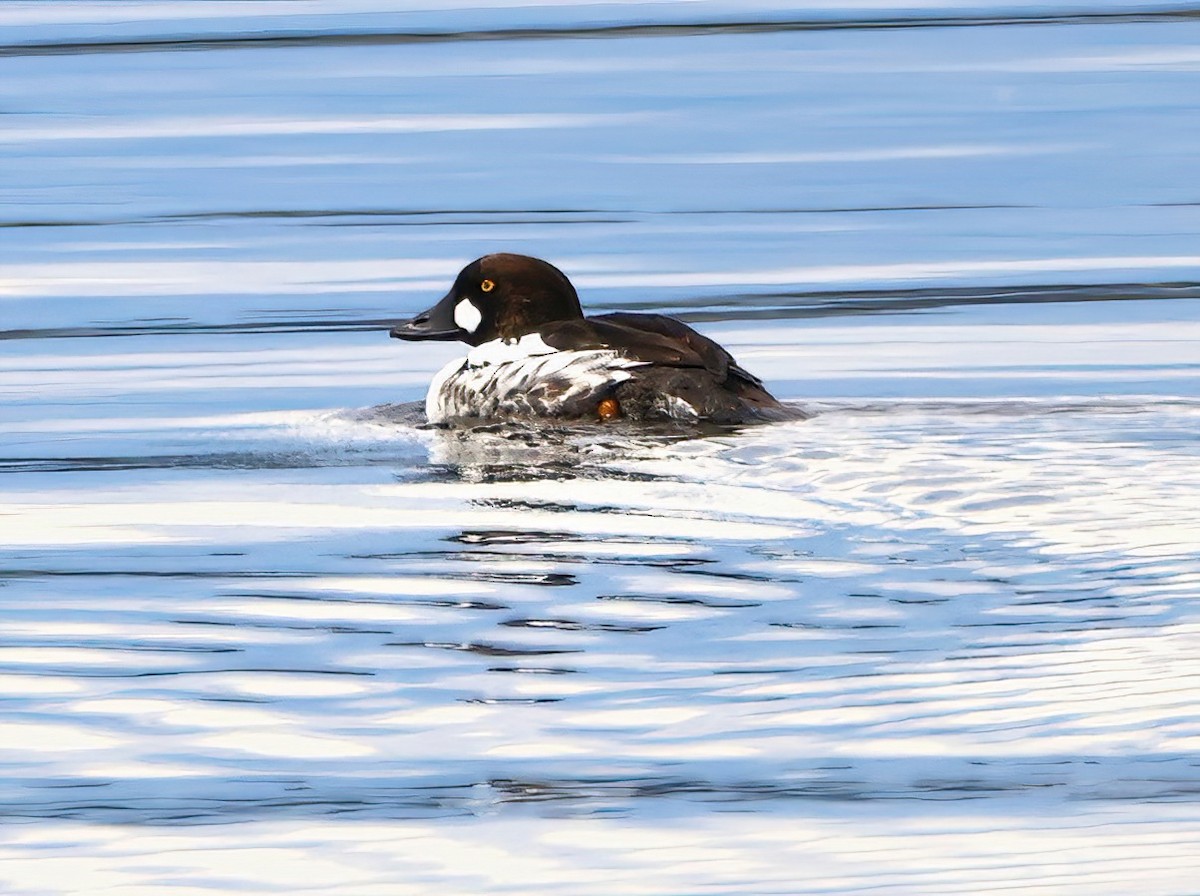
453;299;482;333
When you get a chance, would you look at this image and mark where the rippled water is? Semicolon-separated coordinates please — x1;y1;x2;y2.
3;2;1200;893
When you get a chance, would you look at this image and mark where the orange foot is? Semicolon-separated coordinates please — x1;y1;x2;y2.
597;398;621;421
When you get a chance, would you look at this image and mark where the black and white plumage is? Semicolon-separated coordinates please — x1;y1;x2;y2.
390;253;794;425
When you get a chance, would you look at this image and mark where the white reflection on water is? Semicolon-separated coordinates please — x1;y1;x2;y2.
1;395;1199;886
609;141;1090;164
4;112;652;144
4;807;1199;894
3;397;1198;769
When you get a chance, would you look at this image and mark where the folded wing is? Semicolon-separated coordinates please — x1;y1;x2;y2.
539;313;767;391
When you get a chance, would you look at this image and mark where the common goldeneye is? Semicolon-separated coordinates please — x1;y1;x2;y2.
390;253;792;425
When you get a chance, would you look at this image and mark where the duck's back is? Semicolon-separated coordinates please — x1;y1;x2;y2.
572;313;785;423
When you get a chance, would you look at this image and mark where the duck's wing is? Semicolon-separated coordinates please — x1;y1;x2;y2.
540;312;766;388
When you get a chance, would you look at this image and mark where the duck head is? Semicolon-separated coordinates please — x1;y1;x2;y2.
390;253;584;347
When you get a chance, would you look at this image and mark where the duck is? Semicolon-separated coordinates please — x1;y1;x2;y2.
390;253;793;425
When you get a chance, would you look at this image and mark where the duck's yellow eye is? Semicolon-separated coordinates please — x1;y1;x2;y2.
480;279;495;293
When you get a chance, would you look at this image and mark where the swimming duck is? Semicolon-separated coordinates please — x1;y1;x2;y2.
390;253;790;425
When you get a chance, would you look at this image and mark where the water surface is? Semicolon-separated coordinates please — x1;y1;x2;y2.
2;2;1200;893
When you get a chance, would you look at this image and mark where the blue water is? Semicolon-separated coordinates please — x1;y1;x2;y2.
3;3;1200;893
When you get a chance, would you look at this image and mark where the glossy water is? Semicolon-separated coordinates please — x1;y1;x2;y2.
3;3;1200;893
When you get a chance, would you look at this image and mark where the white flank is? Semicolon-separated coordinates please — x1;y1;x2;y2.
425;356;470;423
425;339;644;424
